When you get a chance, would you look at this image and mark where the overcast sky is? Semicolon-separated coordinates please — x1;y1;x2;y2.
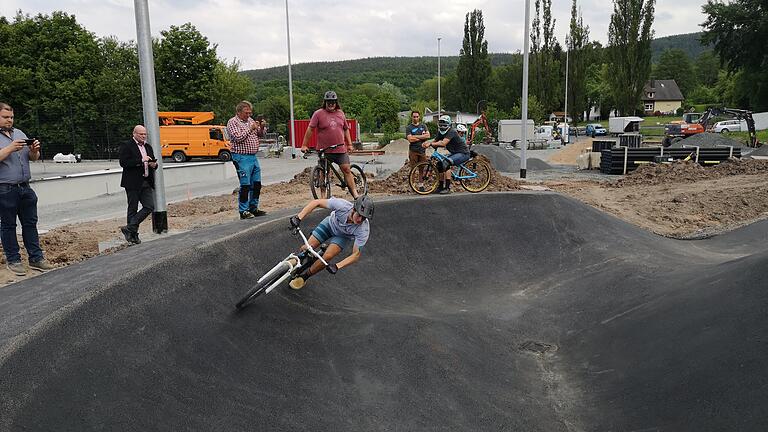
3;0;709;71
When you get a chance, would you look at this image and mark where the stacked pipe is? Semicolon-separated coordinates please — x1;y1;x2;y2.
600;146;741;174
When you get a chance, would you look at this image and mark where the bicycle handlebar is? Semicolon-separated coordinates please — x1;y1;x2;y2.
293;227;329;267
301;143;345;159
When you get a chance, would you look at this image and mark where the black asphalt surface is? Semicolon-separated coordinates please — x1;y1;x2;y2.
1;193;767;431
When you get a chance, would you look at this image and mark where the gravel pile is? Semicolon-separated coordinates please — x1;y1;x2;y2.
670;132;743;149
472;144;552;172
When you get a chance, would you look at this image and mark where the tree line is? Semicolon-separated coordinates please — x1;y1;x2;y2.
1;1;762;158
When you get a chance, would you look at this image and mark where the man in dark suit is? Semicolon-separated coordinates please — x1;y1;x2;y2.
119;125;158;244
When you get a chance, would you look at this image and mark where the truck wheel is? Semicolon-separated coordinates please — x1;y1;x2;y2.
172;151;187;163
219;150;231;162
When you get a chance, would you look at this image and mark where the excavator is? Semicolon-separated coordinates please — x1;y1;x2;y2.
663;107;759;148
468;111;494;144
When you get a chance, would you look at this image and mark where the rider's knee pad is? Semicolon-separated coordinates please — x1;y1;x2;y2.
252;181;262;196
238;185;251;203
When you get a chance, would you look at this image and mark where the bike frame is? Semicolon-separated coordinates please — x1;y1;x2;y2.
428;147;478;180
257;228;329;295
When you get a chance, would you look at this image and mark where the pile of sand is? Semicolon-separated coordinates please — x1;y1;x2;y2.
547;139;596;165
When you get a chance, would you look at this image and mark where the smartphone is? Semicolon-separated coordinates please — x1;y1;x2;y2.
24;138;36;146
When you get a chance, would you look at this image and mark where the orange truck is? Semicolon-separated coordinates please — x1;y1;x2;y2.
158;112;231;162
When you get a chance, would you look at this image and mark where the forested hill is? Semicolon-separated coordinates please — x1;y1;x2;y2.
651;32;712;62
243;54;516;93
243;33;711;89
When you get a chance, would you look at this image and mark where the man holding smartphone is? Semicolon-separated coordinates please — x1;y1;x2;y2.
118;124;158;244
0;102;54;275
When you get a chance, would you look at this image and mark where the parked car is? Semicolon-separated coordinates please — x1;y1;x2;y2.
585;123;607;137
712;119;743;133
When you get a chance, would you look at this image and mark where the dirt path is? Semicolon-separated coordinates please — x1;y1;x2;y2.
3;159;768;286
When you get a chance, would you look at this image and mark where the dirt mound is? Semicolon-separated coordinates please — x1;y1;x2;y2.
472;145;553;172
670;133;742;149
367;155;521;194
615;158;768;187
547;138;597;165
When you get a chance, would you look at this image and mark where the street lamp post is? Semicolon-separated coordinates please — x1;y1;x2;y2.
563;48;570;144
437;37;442;116
134;0;168;233
520;0;531;179
285;0;297;158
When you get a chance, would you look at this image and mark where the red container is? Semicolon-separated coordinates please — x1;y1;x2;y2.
289;119;358;148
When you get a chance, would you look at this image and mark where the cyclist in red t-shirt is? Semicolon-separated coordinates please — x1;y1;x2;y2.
301;91;358;199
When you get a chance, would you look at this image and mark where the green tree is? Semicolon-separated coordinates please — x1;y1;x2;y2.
488;59;523;113
372;92;400;133
456;9;492;111
207;60;255;123
694;51;720;87
566;0;590;123
607;0;655;115
653;49;695;97
702;0;768;110
154;23;218;111
511;95;546;123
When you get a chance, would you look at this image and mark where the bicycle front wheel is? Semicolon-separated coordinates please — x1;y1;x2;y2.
459;159;492;193
310;165;330;199
409;161;440;195
350;164;368;197
235;262;290;310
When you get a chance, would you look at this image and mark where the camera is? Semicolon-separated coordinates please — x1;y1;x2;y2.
24;138;36;146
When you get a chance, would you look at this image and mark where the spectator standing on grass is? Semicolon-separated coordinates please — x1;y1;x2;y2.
227;101;267;219
119;125;158;245
0;102;54;275
405;110;431;192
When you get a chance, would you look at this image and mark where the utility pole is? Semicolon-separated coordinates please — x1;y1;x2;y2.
563;48;570;144
520;0;531;179
437;37;442;116
134;0;167;233
285;0;297;159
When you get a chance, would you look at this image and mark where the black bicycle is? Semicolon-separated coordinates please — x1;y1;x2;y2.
304;143;368;199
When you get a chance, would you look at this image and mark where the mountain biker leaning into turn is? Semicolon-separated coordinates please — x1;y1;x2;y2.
288;195;374;289
422;115;471;194
301;90;359;199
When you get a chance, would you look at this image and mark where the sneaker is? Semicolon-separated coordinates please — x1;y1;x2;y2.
240;210;255;219
120;226;134;243
289;276;306;290
131;233;142;244
439;187;452;195
29;259;54;272
7;261;26;276
249;208;267;217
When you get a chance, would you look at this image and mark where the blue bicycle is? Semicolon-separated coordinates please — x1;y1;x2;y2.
408;146;491;194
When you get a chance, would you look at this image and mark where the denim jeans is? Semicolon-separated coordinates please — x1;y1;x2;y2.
0;183;44;263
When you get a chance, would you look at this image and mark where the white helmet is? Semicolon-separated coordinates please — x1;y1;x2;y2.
438;115;452;133
456;124;468;133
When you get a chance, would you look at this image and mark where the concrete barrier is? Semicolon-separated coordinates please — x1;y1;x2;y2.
31;162;237;205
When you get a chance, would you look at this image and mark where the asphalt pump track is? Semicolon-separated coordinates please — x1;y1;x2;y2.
1;192;766;431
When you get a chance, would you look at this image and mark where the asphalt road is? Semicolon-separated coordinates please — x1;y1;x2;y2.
1;193;766;431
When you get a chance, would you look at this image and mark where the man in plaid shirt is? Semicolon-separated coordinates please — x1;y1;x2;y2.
227;101;267;219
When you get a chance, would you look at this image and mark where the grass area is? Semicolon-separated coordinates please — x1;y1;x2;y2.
729;130;768;146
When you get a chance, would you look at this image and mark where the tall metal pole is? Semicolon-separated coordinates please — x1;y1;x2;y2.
134;0;167;233
563;48;570;144
285;0;297;158
520;0;531;179
437;37;442;116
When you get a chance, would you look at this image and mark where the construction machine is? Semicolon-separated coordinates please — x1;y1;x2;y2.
468;111;494;144
663;107;759;148
157;112;232;162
